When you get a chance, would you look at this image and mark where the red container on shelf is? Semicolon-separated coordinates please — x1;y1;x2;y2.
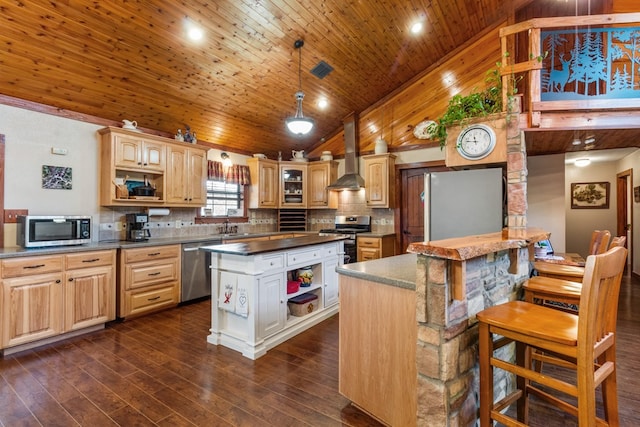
287;280;300;294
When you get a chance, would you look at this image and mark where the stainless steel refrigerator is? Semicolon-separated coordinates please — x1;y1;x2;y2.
424;168;504;241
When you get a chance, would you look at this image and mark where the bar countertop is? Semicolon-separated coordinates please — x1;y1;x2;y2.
407;227;550;261
336;253;417;290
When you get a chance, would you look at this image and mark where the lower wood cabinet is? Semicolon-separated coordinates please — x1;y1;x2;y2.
118;244;181;319
357;235;395;262
0;250;116;351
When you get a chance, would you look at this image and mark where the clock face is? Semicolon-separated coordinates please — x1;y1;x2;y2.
413;120;436;140
456;124;496;160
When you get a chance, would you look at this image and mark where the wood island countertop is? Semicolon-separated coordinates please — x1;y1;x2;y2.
200;234;347;256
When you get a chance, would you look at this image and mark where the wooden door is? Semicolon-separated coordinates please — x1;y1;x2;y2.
398;163;448;254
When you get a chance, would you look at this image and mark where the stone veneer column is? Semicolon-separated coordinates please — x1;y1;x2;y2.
414;110;531;425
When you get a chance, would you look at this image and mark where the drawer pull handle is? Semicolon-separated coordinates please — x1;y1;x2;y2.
148;252;161;256
148;296;161;301
148;272;161;276
24;264;45;269
82;258;100;263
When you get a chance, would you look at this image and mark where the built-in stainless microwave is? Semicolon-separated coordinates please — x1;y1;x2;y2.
17;215;91;248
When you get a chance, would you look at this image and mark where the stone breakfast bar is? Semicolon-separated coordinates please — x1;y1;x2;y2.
337;228;549;426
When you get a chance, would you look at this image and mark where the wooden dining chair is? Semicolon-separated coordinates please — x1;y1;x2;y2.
525;234;626;308
531;230;611;282
477;246;627;426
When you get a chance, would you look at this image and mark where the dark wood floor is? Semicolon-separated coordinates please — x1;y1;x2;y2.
0;272;639;426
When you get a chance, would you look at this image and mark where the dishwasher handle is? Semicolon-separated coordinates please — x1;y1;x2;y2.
183;247;201;252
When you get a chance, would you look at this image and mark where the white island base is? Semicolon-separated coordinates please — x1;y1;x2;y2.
204;237;343;359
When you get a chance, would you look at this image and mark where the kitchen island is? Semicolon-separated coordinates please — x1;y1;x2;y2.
202;235;345;359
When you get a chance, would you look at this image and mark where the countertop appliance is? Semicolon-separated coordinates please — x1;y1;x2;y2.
181;240;221;302
424;168;504;241
319;215;371;263
125;213;150;242
17;215;91;248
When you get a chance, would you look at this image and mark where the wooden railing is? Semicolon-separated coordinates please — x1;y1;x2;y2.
499;13;640;129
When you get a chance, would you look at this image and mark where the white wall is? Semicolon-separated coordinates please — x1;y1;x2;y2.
527;154;566;252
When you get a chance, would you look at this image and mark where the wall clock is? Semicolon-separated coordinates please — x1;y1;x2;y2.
456;124;496;160
413;120;436;140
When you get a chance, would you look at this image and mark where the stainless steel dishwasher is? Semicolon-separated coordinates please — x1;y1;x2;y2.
181;240;220;302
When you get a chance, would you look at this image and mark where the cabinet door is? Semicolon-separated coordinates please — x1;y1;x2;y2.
65;266;115;331
1;273;64;348
307;162;334;208
323;257;339;307
257;272;285;338
188;147;207;205
142;141;166;171
280;164;307;207
165;145;188;203
114;135;144;169
259;161;279;208
364;157;389;207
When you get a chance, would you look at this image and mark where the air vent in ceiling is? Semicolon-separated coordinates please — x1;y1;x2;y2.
311;61;334;79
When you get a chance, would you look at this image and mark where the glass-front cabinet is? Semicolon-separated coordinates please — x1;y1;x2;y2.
279;162;307;207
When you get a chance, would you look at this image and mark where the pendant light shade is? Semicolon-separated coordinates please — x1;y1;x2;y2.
286;40;314;136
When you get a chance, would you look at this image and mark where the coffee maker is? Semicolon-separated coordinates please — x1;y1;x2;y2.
125;213;150;242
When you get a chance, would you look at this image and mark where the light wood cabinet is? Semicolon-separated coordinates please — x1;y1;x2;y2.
164;144;208;206
0;250;116;350
307;161;337;208
363;153;396;208
64;250;116;331
99;127;209;207
118;244;180;319
357;235;395;262
247;158;279;208
279;162;307;208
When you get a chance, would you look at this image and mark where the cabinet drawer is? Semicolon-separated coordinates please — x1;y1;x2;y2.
357;237;380;249
287;248;321;266
126;260;179;289
262;254;284;271
2;255;64;278
65;250;115;270
323;243;339;257
358;248;380;262
127;284;178;315
123;245;180;263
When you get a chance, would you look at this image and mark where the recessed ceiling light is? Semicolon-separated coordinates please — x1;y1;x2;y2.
410;21;423;34
317;98;328;109
575;158;591;167
572;138;582;145
188;26;203;41
584;137;596;145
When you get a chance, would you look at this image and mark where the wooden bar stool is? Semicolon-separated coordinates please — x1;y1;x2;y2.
477;246;627;426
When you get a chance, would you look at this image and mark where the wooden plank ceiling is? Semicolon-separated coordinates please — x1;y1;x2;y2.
0;0;637;160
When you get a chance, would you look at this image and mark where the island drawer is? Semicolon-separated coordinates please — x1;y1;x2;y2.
287;248;321;266
323;243;340;257
262;254;284;271
2;255;63;278
65;250;115;270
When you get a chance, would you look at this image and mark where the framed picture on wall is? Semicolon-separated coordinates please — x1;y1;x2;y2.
571;182;610;209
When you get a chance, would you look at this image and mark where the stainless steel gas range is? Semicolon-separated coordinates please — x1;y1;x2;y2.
318;215;371;263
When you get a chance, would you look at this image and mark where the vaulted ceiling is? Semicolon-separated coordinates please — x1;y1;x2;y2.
0;0;637;160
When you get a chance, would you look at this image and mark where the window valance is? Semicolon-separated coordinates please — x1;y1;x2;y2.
207;161;251;185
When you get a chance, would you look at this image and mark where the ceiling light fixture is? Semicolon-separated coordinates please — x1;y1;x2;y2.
285;40;314;136
410;21;423;34
572;138;582;145
575;158;591;167
221;152;232;167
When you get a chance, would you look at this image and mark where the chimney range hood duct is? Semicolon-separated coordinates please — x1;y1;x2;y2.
327;112;365;190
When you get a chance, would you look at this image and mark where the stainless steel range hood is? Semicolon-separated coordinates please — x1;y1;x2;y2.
327;112;365;190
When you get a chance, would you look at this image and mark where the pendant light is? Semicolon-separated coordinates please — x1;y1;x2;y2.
285;40;314;136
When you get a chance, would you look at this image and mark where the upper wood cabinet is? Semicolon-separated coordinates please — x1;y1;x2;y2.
247;158;279;209
307;161;337;208
99;127;208;207
165;144;207;206
363;153;396;208
279;162;307;208
113;134;165;172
